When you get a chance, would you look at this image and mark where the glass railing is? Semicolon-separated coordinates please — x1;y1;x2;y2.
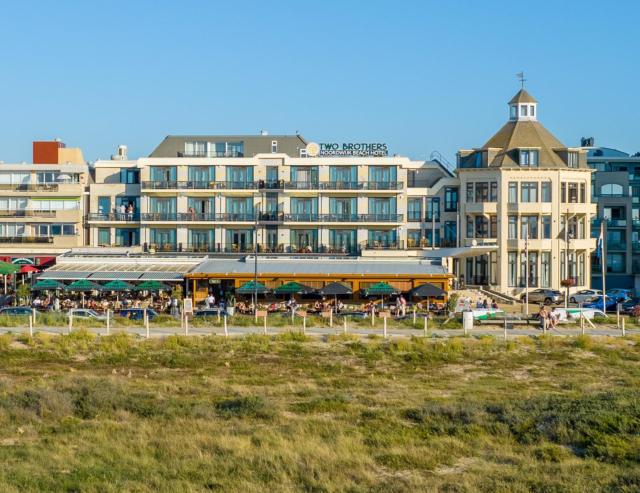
87;213;140;221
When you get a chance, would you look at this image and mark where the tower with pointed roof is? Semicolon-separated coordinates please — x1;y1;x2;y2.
456;88;596;297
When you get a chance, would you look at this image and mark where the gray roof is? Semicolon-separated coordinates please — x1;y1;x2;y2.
190;257;448;276
149;134;308;158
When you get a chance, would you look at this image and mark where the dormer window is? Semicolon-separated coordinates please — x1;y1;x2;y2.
568;151;579;168
519;149;539;166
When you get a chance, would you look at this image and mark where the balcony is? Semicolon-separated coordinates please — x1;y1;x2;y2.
177;150;243;158
141;212;257;222
0;210;57;218
464;238;498;247
606;241;627;251
0;236;54;244
87;213;141;222
0;183;59;192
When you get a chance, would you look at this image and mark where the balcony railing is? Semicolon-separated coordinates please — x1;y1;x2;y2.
177;151;243;158
360;240;406;250
145;243;357;255
632;241;640;252
0;210;57;218
606;241;627;251
141;181;257;190
141;212;258;222
319;181;361;190
139;212;403;223
0;184;59;192
87;213;141;222
0;236;54;244
633;220;640;229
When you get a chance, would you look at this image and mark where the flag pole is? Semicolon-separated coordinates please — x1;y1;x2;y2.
601;220;606;313
525;226;529;316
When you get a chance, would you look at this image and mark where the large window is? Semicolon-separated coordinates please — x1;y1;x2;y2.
508;182;518;203
541;215;551;239
444;187;459;211
508;252;518;287
508;215;518;239
521;215;538;239
541;252;551;287
475;182;489;202
541;182;552;202
519;149;539;166
568;152;579;168
521;182;538;202
426;198;440;221
606;253;626;273
466;183;474;202
599;183;624;196
120;169;140;184
407;198;422;221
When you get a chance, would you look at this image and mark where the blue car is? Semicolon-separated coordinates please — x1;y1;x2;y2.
606;289;633;303
583;296;617;312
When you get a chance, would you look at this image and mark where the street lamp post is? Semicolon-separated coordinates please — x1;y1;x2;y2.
254;202;261;320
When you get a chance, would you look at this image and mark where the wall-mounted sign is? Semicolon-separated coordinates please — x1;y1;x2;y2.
12;258;34;265
306;142;388;157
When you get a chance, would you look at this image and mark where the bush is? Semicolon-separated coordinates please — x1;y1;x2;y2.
215;395;274;419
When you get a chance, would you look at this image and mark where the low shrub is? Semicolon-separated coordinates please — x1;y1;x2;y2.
215;395;274;419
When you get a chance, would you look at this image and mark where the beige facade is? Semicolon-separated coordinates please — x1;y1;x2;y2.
87;146;456;254
457;89;596;296
0;164;90;260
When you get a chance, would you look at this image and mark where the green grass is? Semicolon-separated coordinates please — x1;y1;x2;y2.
0;334;637;491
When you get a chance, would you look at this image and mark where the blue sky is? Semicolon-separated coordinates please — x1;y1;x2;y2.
1;0;638;163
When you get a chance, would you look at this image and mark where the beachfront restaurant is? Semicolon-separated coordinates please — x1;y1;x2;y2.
186;256;452;303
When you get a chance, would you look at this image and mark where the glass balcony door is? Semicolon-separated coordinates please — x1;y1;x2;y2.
226;166;253;187
189;229;214;251
330;229;356;253
330;197;356;219
226;229;253;252
115;228;139;247
368;230;397;247
290;229;318;252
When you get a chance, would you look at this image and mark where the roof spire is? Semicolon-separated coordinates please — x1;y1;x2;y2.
516;71;526;89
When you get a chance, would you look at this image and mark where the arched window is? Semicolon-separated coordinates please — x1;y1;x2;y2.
600;183;624;196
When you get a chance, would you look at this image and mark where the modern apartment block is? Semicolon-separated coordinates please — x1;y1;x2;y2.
0;162;89;266
581;140;640;292
86;135;457;255
457;89;596;296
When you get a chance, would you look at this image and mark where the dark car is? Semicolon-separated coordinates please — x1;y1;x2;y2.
621;297;640;315
0;306;33;316
194;308;224;318
583;296;617;312
118;308;158;321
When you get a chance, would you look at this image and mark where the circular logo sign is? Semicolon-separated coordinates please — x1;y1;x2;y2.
306;142;320;157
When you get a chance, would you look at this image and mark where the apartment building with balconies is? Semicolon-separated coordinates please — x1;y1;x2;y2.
581;140;640;293
0;163;89;265
457;89;596;295
87;134;455;255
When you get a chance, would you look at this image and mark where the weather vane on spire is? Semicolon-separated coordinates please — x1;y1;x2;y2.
516;72;526;88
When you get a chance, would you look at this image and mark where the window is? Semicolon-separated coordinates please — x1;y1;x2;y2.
541;215;551;239
567;183;579;203
184;141;206;157
444;221;457;246
519;150;539;166
508;216;518;239
0;223;25;237
521;215;538;239
407;199;422;221
508;182;518;203
490;182;498;202
600;183;624;196
606;253;625;273
150;167;176;182
508;252;518;287
426;198;440;221
120;169;139;184
568;152;579;168
407;170;416;187
541;252;551;287
98;228;110;246
490;215;497;237
530;105;535;117
510;106;517;119
271;140;278;153
466;216;473;238
541;182;552;202
520;105;528;117
521;182;538;202
36;172;58;184
475;182;489;202
466;183;474;202
444;187;459;211
474;216;489;238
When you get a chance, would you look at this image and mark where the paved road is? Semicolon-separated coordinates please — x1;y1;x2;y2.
2;323;637;339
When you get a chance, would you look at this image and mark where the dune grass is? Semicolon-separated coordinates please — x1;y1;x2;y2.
0;333;637;491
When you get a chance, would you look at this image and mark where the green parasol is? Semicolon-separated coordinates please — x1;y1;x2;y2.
133;281;171;292
31;279;64;291
103;280;135;291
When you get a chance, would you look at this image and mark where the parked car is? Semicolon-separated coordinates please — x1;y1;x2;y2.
520;289;564;305
621;297;640;315
606;288;633;302
118;308;158;321
0;306;33;316
569;289;603;304
583;296;617;312
194;308;224;318
67;309;106;321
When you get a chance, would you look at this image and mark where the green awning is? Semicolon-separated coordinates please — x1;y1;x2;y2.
102;280;135;292
65;279;104;292
364;282;398;296
236;281;270;294
0;262;19;276
31;279;64;291
274;281;314;295
133;280;171;292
